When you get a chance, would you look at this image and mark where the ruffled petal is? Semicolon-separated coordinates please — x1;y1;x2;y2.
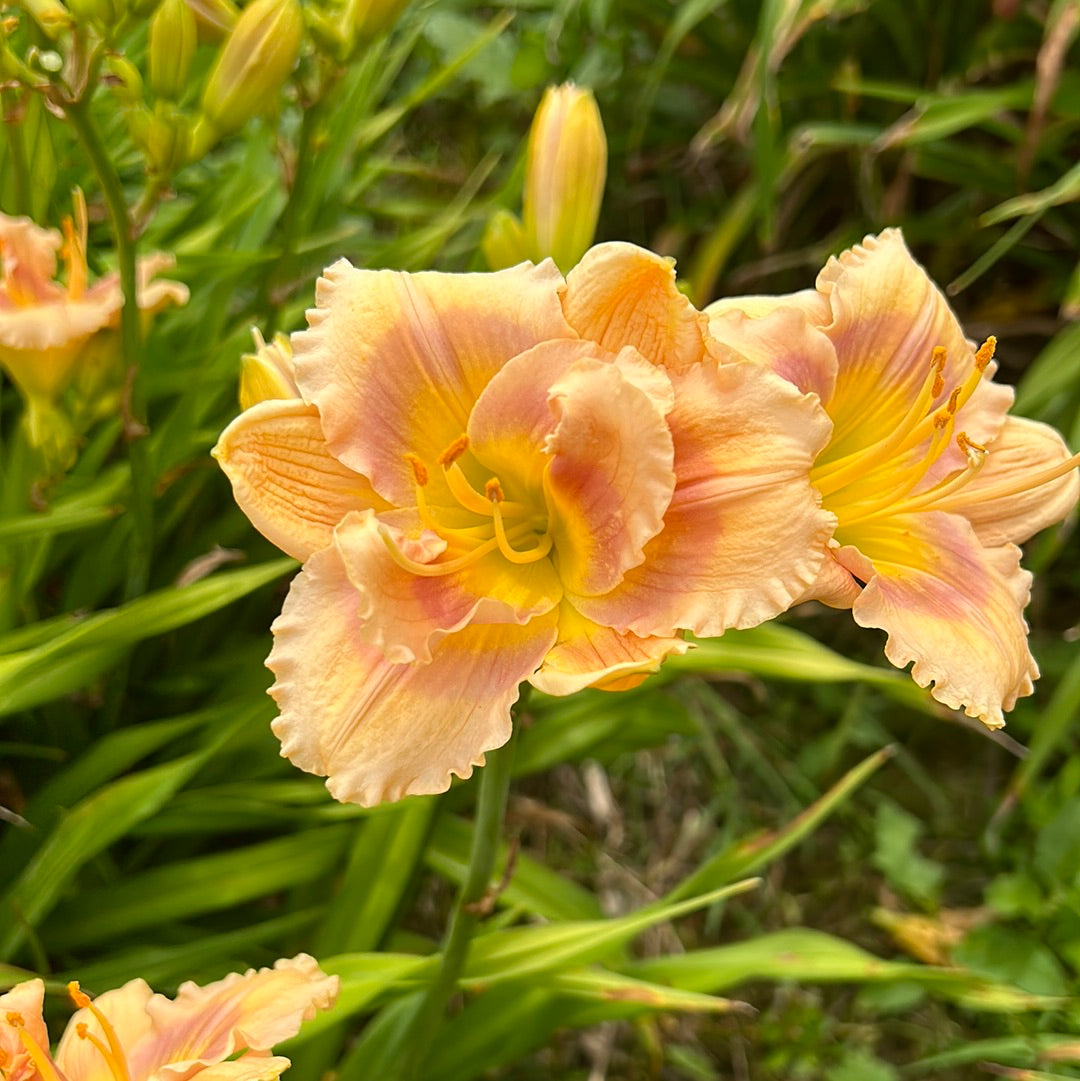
562;242;712;372
0;214;64;305
213;399;389;561
572;359;834;636
268;545;559;806
530;603;688;695
705;297;839;403
114;955;337;1080
544;346;676;596
850;511;1037;726
936;416;1080;546
467;338;601;502
334;509;561;664
55;980;155;1081
293;258;574;506
816;229;1009;460
0;979;54;1081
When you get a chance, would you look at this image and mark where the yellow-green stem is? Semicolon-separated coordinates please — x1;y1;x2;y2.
65;97;152;598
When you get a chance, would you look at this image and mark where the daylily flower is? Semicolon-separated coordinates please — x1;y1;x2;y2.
0;954;338;1081
215;241;834;805
707;229;1080;726
0;192;188;452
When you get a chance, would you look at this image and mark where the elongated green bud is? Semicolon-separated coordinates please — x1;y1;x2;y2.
199;0;302;135
149;0;197;101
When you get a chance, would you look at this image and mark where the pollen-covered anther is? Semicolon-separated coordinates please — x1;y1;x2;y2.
404;452;428;487
974;335;996;372
485;477;505;503
957;431;987;460
946;386;962;414
437;434;470;467
6;1011;23;1026
931;346;947;397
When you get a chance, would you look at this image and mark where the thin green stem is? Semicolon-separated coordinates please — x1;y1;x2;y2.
65;96;152;598
395;697;525;1081
1;90;32;216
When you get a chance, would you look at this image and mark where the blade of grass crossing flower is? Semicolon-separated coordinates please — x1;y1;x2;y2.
663;745;894;902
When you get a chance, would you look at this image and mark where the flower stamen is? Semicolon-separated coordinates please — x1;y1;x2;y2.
69;982;132;1081
488;476;553;564
7;1013;63;1081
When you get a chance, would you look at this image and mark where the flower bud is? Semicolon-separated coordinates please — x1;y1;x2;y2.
522;83;607;273
149;0;197;101
346;0;411;41
104;54;144;104
66;0;121;27
199;0;303;136
481;208;528;272
239;328;299;409
183;0;239;41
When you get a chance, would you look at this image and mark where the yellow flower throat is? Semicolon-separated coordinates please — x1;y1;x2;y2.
384;435;553;577
809;337;1080;539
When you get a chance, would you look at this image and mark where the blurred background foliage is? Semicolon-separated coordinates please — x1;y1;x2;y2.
2;0;1080;1077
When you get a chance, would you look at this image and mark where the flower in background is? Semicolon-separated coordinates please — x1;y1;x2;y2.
0;191;188;458
215;242;833;805
483;83;607;274
0;954;338;1081
707;229;1080;726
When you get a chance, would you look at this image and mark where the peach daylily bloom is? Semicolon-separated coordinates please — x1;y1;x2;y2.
0;193;188;416
0;955;338;1081
707;229;1080;726
215;242;834;806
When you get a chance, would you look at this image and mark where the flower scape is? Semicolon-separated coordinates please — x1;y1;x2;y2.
215;233;1079;808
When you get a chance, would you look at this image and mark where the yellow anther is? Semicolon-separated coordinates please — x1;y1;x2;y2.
485;478;504;503
931;346;947;371
5;1011;22;1025
933;411;949;430
957;431;986;456
931;372;945;398
974;336;996;372
438;434;470;467
404;453;428;487
946;386;961;414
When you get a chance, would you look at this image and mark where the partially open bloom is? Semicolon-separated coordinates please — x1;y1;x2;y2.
483;84;607;274
239;327;299;410
215;242;833;805
0;954;338;1081
0;193;188;451
707;229;1080;725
